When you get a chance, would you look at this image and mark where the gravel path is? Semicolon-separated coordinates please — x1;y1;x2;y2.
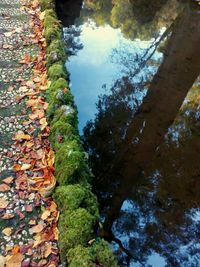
0;1;60;266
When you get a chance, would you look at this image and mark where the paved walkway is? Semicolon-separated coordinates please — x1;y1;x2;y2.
0;0;59;266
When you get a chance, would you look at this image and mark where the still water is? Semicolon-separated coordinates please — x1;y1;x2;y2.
56;0;200;266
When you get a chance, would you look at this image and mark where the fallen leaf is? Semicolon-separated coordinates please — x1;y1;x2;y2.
12;246;20;255
15;132;31;141
39;117;48;130
2;213;15;219
0;255;5;266
21;164;32;171
3;176;14;184
44;243;52;258
39;11;46;21
30;224;44;234
47;150;55;167
2;227;13;236
25;205;33;212
0;198;9;209
4;31;13;37
6;253;24;267
0;183;10;192
41;210;51;220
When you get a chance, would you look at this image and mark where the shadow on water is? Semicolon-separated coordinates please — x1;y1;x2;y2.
56;0;200;266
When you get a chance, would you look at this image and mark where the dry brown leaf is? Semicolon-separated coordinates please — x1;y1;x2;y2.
0;198;9;209
2;227;12;237
31;224;44;234
44;243;52;258
0;183;10;192
2;213;15;219
6;253;24;267
3;176;14;184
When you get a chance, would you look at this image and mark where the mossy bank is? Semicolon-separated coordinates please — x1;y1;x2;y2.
39;0;118;266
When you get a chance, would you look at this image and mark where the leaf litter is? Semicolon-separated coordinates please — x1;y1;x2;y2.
0;0;60;266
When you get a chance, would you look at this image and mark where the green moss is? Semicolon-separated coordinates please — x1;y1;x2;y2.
66;240;118;267
44;26;61;45
39;0;55;11
50;107;78;128
54;184;99;218
59;208;97;254
67;246;95;267
47;78;75;120
91;239;118;267
48;62;67;80
55;141;88;184
46;39;66;57
50;121;78;150
44;9;58;27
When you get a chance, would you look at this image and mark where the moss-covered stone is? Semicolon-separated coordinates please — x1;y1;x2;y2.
55;141;88;184
39;0;119;265
48;62;67;80
50;107;78;128
44;9;58;28
67;245;95;267
54;184;99;218
50;121;78;150
44;25;61;45
59;208;97;254
67;240;118;267
47;78;75;120
46;39;66;62
91;239;118;267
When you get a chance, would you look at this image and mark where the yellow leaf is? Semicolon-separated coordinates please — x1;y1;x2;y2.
2;227;13;236
0;255;5;266
47;150;55;167
41;210;51;220
6;253;24;267
0;198;9;209
39;118;48;130
21;164;32;171
15;131;31;141
39;11;46;21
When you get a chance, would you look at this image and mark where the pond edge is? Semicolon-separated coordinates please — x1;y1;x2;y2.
39;0;119;266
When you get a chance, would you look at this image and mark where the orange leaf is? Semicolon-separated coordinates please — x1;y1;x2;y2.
3;177;14;184
0;183;10;192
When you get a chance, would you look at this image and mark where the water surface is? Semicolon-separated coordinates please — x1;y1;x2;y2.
56;0;200;266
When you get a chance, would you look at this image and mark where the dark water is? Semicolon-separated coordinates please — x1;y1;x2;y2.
56;0;200;266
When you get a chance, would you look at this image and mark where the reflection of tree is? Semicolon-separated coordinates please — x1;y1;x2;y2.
82;0;184;40
83;2;200;266
63;26;83;56
55;0;83;27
